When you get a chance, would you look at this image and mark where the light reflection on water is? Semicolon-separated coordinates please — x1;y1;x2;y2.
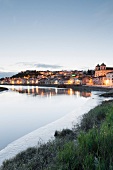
0;85;92;150
10;86;92;98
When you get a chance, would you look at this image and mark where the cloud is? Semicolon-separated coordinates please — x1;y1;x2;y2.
34;63;62;69
16;62;63;69
16;62;32;67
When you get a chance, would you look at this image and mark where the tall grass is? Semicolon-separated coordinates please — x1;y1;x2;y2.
1;100;113;170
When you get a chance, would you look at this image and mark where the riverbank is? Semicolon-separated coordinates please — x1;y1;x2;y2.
0;87;8;92
66;84;113;92
1;83;113;92
100;89;113;97
1;99;113;169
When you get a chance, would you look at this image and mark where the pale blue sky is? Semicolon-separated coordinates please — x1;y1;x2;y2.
0;0;113;73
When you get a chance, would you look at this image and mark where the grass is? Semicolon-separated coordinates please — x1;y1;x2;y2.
1;100;113;170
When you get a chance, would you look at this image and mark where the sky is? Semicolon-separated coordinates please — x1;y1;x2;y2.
0;0;113;76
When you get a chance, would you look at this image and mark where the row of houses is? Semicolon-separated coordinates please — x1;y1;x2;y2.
0;77;82;85
0;72;113;86
0;63;113;86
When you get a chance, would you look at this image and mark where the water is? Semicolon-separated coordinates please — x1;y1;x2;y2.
0;85;103;164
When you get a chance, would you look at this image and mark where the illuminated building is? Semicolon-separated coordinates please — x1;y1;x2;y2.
106;72;113;86
95;63;113;77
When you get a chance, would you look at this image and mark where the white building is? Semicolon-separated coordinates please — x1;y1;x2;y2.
106;72;113;86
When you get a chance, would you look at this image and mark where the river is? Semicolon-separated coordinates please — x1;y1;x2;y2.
0;85;104;165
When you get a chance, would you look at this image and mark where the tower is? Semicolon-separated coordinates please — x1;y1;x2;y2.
100;63;106;70
95;64;100;71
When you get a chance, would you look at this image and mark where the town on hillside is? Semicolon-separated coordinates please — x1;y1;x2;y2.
0;63;113;86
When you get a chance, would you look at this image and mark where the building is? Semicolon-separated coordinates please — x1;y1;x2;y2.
95;63;113;77
82;76;93;85
106;72;113;86
93;76;106;85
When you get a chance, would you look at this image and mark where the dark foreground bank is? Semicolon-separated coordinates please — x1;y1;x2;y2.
0;87;8;92
1;100;113;170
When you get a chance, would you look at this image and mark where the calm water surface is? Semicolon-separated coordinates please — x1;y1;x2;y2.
0;85;99;150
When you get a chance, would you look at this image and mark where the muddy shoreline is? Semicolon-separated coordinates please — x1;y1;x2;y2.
0;87;8;92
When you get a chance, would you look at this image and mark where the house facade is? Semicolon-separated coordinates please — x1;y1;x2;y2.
82;76;93;85
93;76;106;85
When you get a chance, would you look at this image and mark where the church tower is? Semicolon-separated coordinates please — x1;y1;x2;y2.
95;64;100;71
100;63;106;70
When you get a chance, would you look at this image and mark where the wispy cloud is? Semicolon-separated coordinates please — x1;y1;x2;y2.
16;62;63;70
34;63;62;69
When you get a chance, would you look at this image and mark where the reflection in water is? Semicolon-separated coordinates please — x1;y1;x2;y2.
11;86;91;98
81;91;91;98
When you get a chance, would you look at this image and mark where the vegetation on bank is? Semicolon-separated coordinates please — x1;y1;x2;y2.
1;100;113;170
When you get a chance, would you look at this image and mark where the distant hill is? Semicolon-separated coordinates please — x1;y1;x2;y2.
0;72;17;79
